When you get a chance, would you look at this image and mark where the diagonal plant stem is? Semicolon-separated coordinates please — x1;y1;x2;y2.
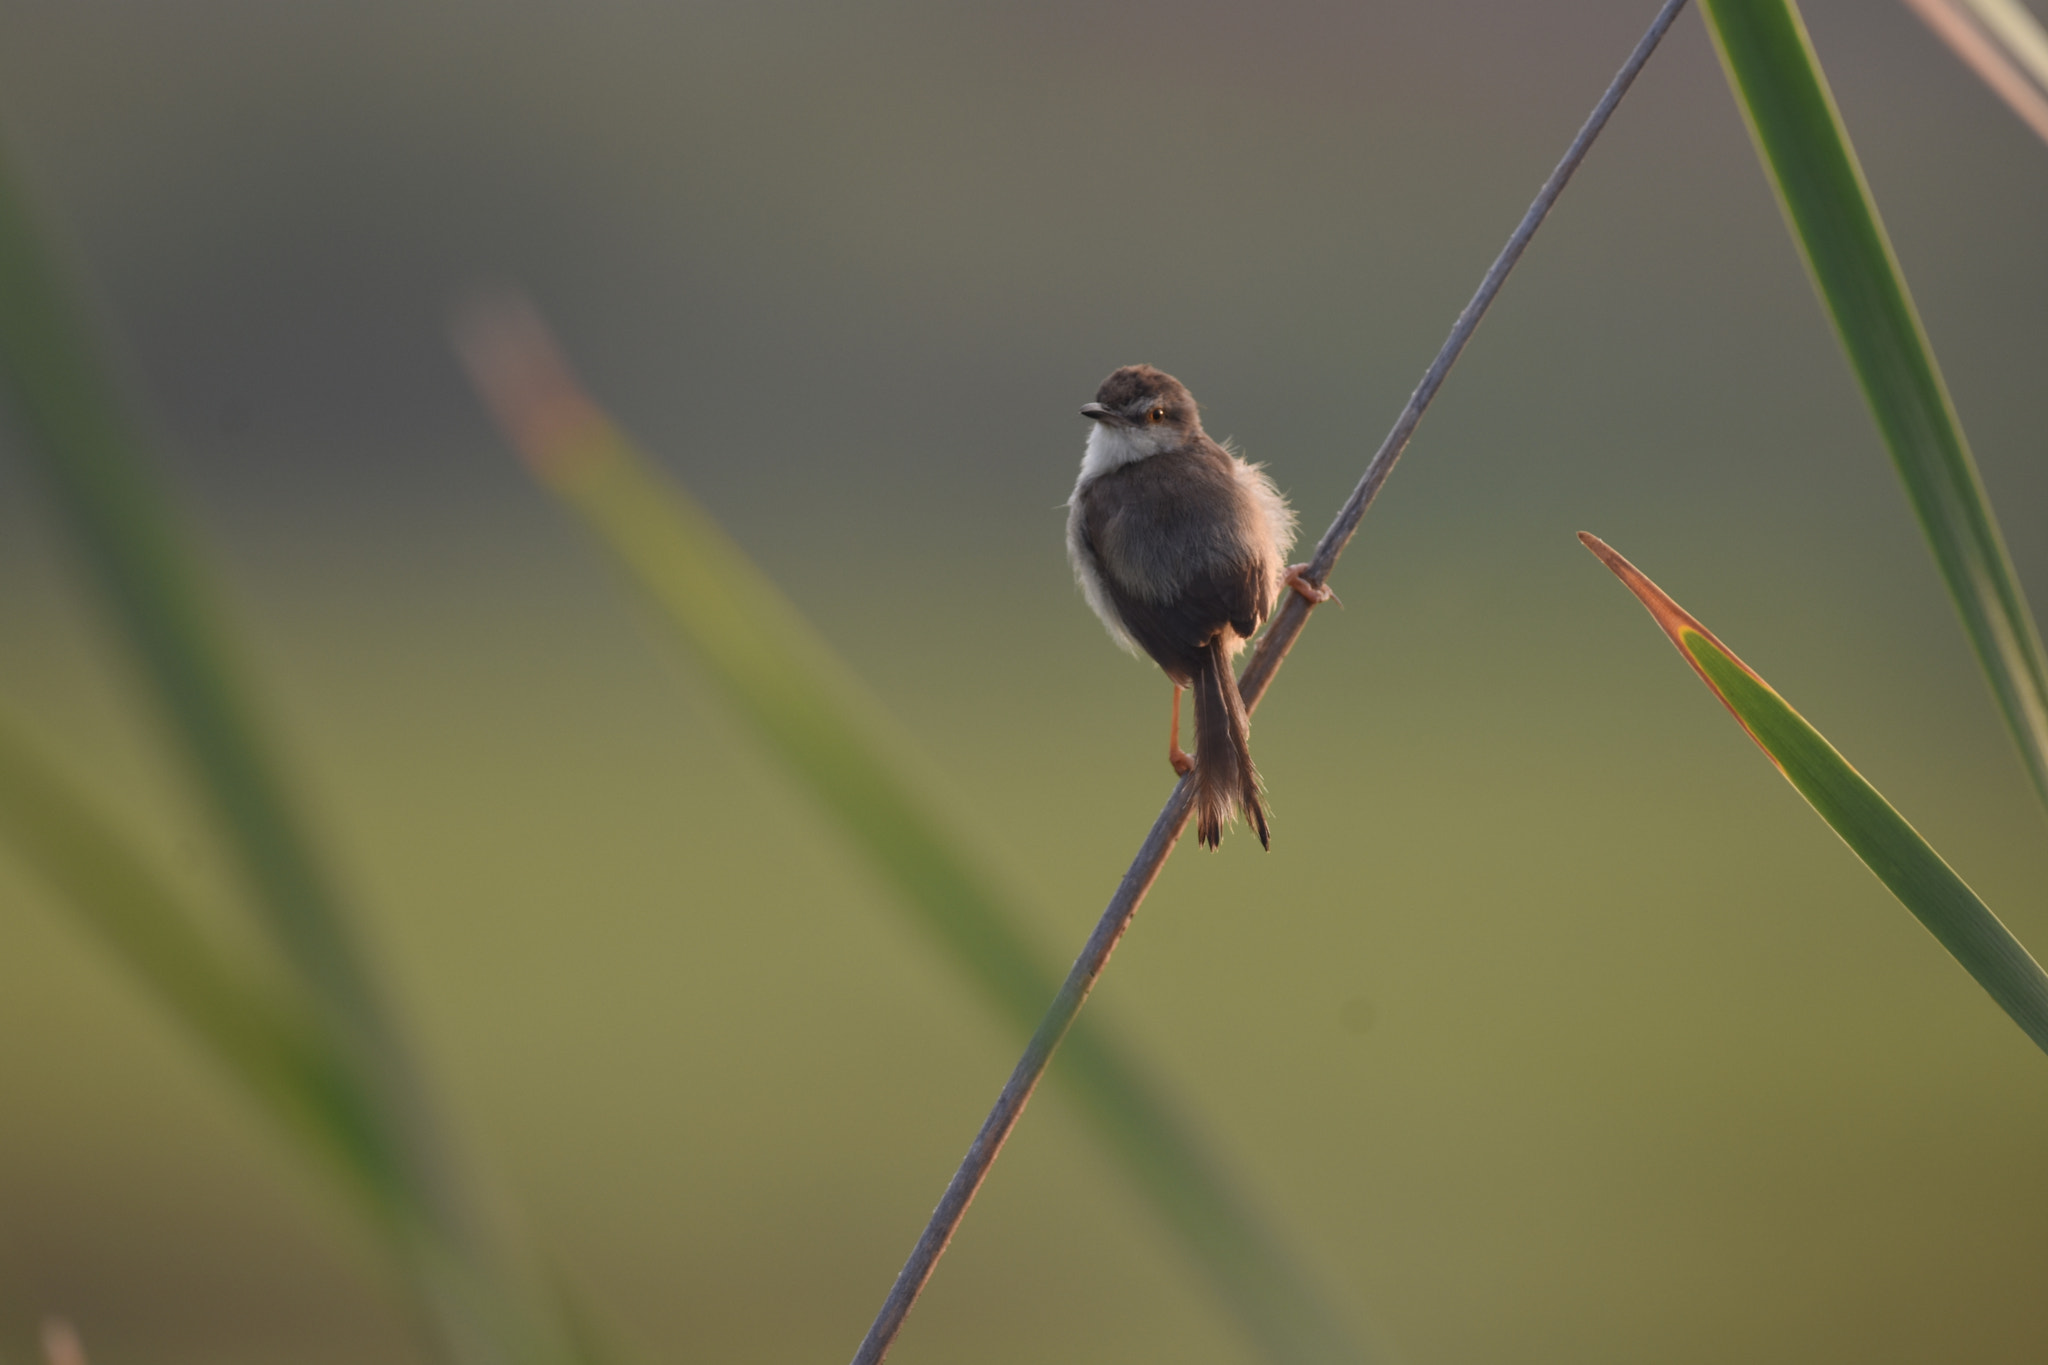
848;0;1693;1360
457;301;1366;1365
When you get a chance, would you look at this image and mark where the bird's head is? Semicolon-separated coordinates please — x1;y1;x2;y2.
1079;365;1203;467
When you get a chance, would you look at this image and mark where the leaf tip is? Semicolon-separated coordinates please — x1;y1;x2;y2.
1577;530;1621;567
1577;531;1701;646
451;290;614;481
1581;531;1790;763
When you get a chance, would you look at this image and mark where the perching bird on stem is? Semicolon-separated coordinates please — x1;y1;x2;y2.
1066;365;1330;849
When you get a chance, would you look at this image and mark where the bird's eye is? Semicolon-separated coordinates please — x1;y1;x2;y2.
1148;407;1166;423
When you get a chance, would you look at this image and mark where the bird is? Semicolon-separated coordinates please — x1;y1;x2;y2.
1065;364;1330;849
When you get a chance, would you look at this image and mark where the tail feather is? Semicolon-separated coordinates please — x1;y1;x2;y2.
1191;642;1268;850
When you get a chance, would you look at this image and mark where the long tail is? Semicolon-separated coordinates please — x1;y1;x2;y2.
1191;640;1268;850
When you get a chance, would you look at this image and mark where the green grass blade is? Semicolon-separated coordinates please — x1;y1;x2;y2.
1699;0;2048;814
457;299;1368;1365
1582;533;2048;1056
0;703;414;1218
0;140;572;1365
0;133;396;1094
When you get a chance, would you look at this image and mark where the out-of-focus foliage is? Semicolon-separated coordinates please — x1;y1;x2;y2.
0;140;582;1365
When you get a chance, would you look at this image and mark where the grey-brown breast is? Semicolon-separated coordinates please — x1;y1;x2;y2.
1073;439;1274;682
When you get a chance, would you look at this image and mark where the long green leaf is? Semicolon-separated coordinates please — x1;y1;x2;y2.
0;704;409;1218
1700;0;2048;814
1582;533;2048;1055
0;138;567;1365
456;299;1367;1365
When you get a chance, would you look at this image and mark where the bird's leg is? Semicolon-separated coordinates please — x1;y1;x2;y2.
1168;684;1194;777
1284;563;1338;606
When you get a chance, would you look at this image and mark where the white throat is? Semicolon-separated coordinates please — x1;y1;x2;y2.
1075;421;1176;488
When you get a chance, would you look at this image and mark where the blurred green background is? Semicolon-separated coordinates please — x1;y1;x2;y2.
0;1;2045;1362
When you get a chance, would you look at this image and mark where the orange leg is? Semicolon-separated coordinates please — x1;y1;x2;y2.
1284;562;1337;605
1168;684;1194;777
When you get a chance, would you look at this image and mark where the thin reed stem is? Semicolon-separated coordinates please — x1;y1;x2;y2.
849;2;1692;1360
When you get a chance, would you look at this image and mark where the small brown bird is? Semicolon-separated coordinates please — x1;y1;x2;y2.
1065;365;1329;849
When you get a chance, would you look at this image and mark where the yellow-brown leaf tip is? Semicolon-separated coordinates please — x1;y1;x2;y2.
452;290;612;478
1575;532;1717;653
1577;532;1776;739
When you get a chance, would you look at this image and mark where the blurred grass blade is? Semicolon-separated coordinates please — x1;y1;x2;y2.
455;296;1369;1365
1700;0;2048;814
1899;0;2048;145
1581;532;2048;1056
40;1320;86;1365
0;139;569;1365
1962;0;2048;98
0;703;409;1216
0;711;597;1365
0;135;390;1098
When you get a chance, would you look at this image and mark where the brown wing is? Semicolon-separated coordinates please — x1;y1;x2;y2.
1101;556;1266;683
1078;449;1269;682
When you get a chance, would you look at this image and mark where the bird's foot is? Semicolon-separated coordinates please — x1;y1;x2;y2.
1284;564;1338;606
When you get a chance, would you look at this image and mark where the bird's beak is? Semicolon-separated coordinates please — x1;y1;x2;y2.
1079;402;1114;422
